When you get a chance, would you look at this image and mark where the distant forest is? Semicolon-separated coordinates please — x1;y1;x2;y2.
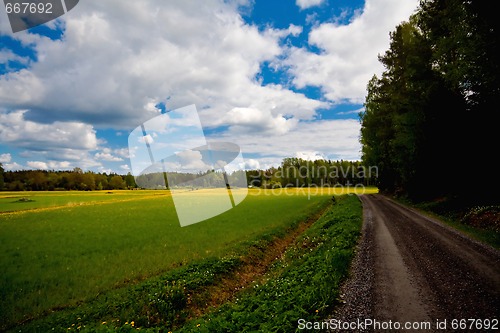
0;166;136;191
0;158;376;191
360;0;499;204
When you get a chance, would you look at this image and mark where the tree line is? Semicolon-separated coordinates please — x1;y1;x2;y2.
0;166;137;191
136;158;376;189
0;158;377;191
360;0;498;203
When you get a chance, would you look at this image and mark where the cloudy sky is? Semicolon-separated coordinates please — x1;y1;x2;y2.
0;0;418;174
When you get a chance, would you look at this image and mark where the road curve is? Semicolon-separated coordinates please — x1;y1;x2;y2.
330;194;500;332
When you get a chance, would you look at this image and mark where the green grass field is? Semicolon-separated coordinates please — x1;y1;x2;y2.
0;190;166;212
0;187;376;330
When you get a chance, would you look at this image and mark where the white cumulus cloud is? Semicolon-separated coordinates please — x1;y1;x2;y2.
296;0;325;10
0;109;97;150
285;0;419;103
0;0;419;172
0;153;12;163
94;152;123;162
0;0;319;132
26;161;48;170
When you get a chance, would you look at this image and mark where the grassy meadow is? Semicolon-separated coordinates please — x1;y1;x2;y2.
0;187;376;331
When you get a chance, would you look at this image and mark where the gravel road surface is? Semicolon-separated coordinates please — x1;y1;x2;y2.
329;194;499;332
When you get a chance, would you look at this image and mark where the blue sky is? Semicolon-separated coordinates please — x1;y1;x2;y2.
0;0;419;174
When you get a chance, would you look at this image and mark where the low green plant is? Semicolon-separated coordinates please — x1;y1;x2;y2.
175;194;362;333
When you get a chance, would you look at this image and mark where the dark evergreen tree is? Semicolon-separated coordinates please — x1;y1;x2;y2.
0;163;4;190
361;0;499;203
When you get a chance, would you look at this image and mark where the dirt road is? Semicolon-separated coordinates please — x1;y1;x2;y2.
330;194;500;332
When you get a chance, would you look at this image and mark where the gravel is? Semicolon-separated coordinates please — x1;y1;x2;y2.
325;194;500;333
326;197;375;333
